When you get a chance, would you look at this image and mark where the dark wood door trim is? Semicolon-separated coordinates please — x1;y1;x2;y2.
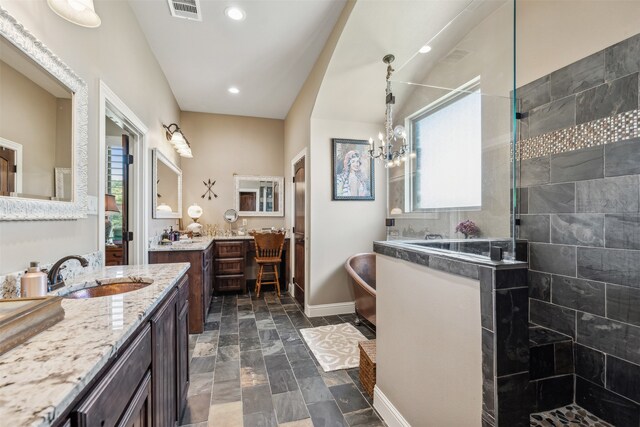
293;156;305;307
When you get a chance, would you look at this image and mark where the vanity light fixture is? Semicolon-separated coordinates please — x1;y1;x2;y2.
369;54;416;169
47;0;101;28
163;123;193;158
225;6;246;21
228;86;240;94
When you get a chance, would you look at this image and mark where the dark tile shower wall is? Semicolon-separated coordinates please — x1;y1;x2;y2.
517;33;640;426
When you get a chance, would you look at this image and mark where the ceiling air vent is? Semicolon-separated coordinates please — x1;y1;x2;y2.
168;0;202;21
440;49;470;64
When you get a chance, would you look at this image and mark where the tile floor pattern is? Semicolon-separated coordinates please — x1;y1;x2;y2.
180;291;384;427
530;405;614;427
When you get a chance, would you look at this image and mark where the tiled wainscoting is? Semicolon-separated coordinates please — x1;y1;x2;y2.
374;242;530;426
517;31;640;426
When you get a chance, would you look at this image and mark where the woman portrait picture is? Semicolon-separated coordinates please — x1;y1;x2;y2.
332;138;374;200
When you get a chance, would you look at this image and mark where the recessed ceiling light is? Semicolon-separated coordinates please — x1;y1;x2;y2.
228;87;240;94
419;45;432;54
225;7;245;21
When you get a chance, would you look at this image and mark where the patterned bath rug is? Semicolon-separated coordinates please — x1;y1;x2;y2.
299;323;367;372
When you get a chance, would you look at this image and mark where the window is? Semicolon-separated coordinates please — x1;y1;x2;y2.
106;145;125;242
410;78;482;211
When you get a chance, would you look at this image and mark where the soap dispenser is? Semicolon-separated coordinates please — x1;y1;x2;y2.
20;262;48;297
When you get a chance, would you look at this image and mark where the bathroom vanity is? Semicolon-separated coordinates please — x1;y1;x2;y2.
149;238;213;334
0;263;191;426
149;236;290;333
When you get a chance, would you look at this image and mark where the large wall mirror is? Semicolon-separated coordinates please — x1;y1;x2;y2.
0;8;88;220
152;149;182;219
234;175;284;217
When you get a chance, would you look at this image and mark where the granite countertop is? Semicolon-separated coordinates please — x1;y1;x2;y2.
375;240;528;269
148;235;215;252
148;233;290;252
0;263;190;426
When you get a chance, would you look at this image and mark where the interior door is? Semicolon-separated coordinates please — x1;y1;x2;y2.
121;134;131;264
293;157;305;306
0;147;16;196
106;133;131;266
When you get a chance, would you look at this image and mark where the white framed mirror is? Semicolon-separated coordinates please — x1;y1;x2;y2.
234;175;284;217
152;149;182;219
0;7;88;220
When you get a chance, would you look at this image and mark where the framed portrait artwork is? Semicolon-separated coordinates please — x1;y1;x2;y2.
332;138;374;201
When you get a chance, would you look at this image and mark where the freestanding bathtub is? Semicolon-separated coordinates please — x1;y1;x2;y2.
345;253;376;326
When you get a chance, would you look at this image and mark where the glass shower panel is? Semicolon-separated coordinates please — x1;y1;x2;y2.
384;0;516;260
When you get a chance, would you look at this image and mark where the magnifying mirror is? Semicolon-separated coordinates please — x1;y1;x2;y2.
224;208;238;223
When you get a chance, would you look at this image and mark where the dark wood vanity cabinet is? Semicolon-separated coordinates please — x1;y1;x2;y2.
151;289;177;425
149;243;213;333
119;372;152;427
71;325;152;426
214;241;247;293
176;276;190;419
62;274;189;427
212;239;290;294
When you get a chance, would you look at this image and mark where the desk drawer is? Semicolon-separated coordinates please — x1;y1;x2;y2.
106;247;124;266
214;258;244;275
215;275;244;291
215;241;245;258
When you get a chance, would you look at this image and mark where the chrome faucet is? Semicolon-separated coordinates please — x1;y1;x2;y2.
46;255;89;291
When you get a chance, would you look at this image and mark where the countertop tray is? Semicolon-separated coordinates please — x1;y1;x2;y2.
0;297;65;356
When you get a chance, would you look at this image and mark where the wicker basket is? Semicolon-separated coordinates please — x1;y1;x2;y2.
358;339;376;398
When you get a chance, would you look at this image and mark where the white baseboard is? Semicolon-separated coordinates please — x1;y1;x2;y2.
373;385;411;427
304;301;355;318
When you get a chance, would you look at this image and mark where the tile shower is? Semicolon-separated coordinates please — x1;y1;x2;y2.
517;32;640;427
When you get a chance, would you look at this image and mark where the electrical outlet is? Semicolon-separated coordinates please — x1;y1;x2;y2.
242;219;247;226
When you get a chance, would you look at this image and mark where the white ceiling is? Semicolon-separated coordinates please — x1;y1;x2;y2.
129;0;346;119
313;0;506;123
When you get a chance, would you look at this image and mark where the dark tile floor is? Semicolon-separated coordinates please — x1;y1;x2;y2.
180;291;382;427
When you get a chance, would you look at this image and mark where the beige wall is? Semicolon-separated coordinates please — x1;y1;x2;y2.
180;112;285;230
284;0;355;227
285;1;374;307
55;98;72;170
389;2;514;241
375;254;482;425
308;118;386;305
517;0;640;87
0;0;180;274
0;59;60;198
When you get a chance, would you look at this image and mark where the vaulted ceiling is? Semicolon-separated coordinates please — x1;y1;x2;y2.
129;0;346;119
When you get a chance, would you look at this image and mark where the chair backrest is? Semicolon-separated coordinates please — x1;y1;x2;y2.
252;232;285;260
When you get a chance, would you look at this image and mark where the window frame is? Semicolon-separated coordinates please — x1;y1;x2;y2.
405;76;482;213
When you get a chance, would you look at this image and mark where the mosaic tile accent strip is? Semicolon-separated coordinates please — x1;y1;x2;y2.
0;250;103;298
530;405;613;427
517;109;640;160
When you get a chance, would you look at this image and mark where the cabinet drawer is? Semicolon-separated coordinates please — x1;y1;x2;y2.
214;258;244;274
215;275;245;291
73;325;152;426
215;241;245;258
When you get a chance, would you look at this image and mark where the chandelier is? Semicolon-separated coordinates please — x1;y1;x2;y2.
369;54;415;168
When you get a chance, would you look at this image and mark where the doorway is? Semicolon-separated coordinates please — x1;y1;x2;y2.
105;116;132;266
99;81;149;266
292;153;306;307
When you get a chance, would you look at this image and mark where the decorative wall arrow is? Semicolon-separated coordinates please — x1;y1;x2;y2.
202;179;218;200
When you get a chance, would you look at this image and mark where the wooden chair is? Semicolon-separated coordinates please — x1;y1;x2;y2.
252;231;285;298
